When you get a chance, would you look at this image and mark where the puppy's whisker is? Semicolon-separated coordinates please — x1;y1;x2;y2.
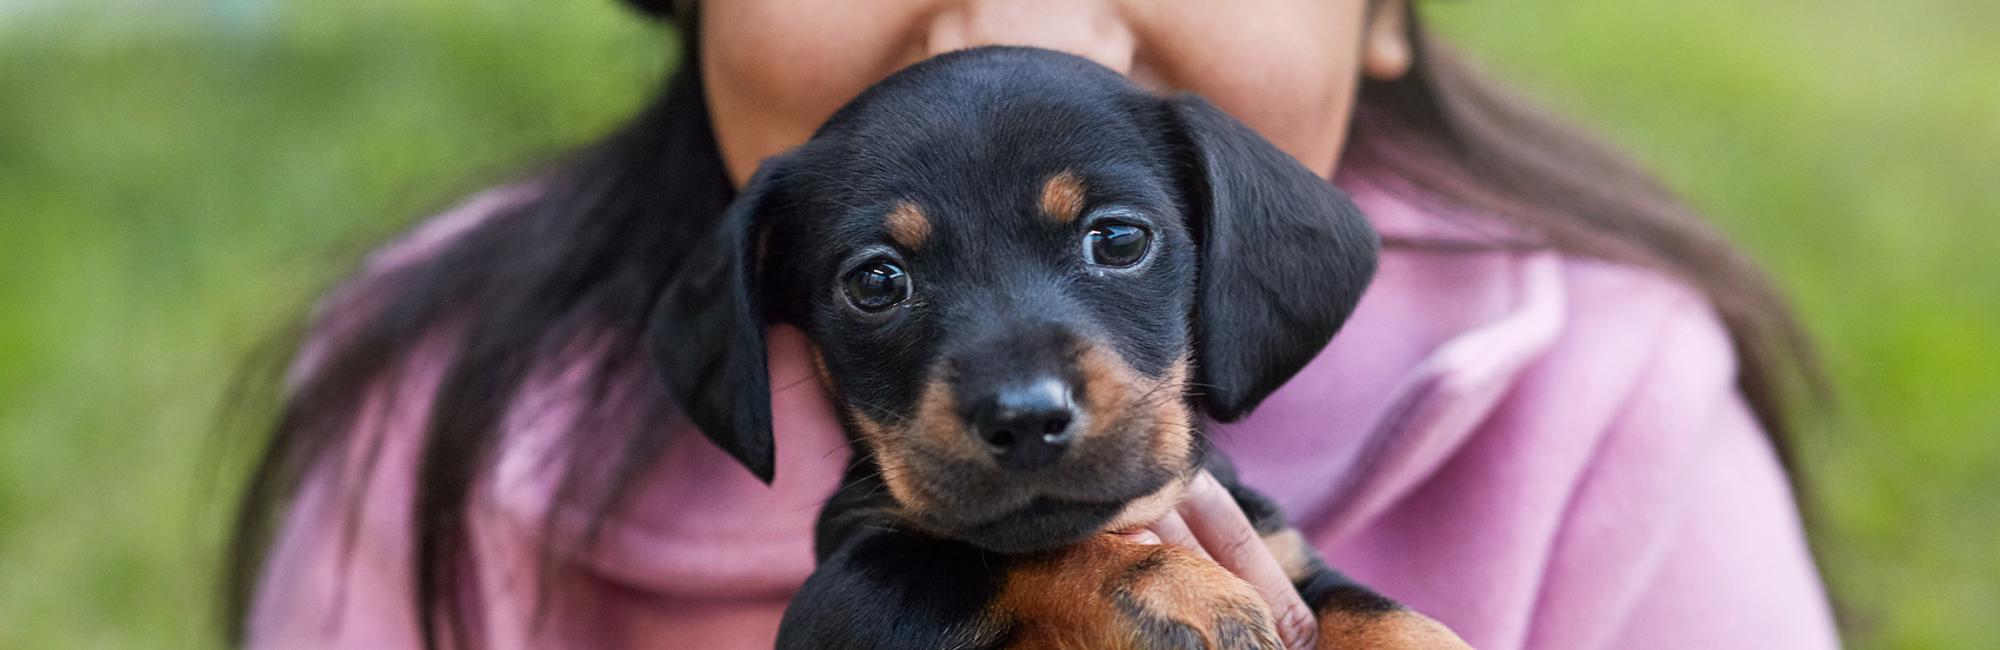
815;456;892;511
1131;379;1185;405
829;469;888;503
1128;387;1194;415
775;374;818;393
842;449;880;472
843;396;918;428
820;437;866;459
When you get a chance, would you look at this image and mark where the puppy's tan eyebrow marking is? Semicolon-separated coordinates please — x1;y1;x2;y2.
1040;170;1087;223
884;200;931;248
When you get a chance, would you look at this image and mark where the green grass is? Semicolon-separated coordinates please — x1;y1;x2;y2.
0;1;1992;647
1430;3;2000;647
0;2;671;646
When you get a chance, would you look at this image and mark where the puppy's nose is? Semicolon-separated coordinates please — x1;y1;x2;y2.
967;377;1079;471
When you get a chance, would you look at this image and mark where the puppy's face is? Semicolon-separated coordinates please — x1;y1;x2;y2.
777;119;1201;552
651;48;1380;554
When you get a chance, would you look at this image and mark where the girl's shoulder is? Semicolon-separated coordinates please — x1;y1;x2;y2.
1316;172;1747;497
290;184;543;384
1280;180;1763;553
1312;231;1824;650
362;184;543;279
1341;169;1734;393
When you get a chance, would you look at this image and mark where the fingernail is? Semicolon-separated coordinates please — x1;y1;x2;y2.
1121;531;1163;545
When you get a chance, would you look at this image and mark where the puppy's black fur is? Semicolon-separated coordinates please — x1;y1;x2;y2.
650;47;1458;649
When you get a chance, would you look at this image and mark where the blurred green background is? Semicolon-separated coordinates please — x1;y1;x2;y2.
0;0;1993;647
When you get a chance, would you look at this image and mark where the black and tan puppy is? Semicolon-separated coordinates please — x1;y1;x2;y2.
650;47;1464;649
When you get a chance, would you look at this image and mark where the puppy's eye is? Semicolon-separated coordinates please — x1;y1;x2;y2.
1083;222;1151;267
843;259;912;312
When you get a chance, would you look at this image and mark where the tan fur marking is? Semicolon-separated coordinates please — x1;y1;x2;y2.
844;407;930;516
1146;357;1195;473
913;367;972;454
1074;345;1190;446
1317;609;1471;649
1075;346;1196;534
1261;528;1315;584
1040;170;1088;223
990;535;1281;649
884;200;931;248
1083;351;1191;463
842;363;982;521
807;343;836;395
1104;475;1190;533
1074;342;1141;441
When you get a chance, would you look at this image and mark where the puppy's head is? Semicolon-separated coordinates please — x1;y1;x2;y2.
650;47;1377;553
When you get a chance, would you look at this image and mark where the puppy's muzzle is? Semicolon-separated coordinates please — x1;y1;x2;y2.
964;376;1080;471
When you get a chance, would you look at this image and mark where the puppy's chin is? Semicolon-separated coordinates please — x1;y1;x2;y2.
942;497;1129;554
895;468;1190;554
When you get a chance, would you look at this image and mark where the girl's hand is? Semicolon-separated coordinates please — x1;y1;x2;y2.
1114;471;1319;650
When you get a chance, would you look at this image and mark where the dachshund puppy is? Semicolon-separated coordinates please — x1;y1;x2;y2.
650;46;1464;649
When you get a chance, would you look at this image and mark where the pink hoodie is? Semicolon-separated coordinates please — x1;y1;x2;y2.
249;168;1839;649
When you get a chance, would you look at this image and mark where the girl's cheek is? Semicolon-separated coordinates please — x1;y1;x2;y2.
1128;0;1369;177
702;0;934;185
1197;58;1358;179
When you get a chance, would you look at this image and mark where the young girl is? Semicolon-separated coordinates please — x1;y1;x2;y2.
231;1;1839;648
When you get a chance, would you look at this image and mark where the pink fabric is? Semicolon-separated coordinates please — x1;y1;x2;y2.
249;171;1838;649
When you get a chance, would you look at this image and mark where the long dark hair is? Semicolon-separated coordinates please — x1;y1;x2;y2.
226;3;1822;646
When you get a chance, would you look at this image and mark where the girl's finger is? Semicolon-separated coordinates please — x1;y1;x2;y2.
1111;527;1164;545
1146;510;1211;561
1177;472;1319;650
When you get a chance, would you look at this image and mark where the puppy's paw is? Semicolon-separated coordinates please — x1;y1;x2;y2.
991;535;1282;649
1110;542;1284;649
1317;605;1469;649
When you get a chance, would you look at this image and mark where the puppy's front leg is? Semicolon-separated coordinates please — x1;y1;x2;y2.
780;527;1285;650
780;466;1286;650
994;533;1286;649
777;526;1006;650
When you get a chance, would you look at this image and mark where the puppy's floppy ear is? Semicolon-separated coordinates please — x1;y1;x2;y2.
648;158;793;483
1164;95;1380;421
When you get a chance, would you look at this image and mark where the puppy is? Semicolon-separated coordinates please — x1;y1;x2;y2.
650;47;1465;649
